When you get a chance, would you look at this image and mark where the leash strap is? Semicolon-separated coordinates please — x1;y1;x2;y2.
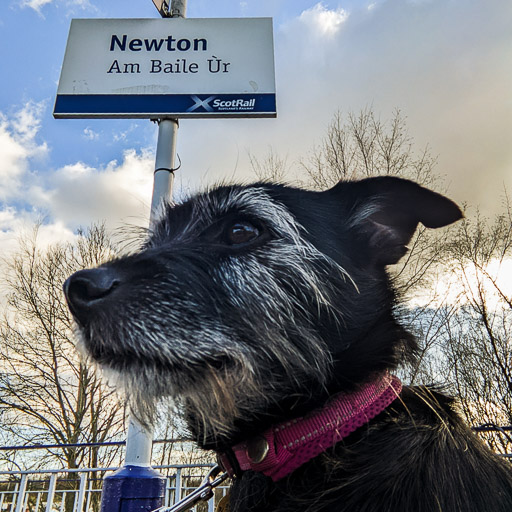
152;465;229;512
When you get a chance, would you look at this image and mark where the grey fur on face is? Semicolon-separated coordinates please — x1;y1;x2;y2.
68;185;358;442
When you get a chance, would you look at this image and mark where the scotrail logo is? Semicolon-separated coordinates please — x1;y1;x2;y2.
187;95;257;113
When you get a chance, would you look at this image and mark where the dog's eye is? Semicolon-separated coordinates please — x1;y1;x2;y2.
227;222;260;246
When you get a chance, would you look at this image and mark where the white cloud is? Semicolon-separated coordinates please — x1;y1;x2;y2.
0;103;154;258
20;0;53;13
0;213;76;258
297;3;349;36
278;3;349;64
12;101;47;151
83;127;99;141
112;123;139;143
38;149;154;230
0;102;48;201
20;0;94;15
410;257;512;310
0;117;28;201
261;1;512;212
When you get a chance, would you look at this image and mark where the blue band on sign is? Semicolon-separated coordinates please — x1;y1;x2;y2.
53;93;277;118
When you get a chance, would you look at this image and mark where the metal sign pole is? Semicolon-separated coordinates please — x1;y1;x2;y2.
132;0;187;464
151;118;179;216
127;0;187;466
100;3;188;511
148;1;187;215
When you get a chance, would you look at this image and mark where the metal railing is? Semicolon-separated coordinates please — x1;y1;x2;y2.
472;424;512;459
0;464;229;512
0;424;508;512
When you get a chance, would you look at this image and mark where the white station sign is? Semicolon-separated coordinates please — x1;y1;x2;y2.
54;18;276;118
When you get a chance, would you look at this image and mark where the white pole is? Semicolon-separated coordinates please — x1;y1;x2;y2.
123;0;188;470
151;118;179;216
125;417;153;466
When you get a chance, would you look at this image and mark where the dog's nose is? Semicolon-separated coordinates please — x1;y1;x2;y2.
63;268;120;323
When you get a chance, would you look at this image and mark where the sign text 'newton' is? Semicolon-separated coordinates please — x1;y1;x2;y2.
110;34;208;53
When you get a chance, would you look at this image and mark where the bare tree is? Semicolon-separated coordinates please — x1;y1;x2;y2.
152;404;214;467
0;224;125;472
436;209;512;453
248;147;290;183
300;107;439;190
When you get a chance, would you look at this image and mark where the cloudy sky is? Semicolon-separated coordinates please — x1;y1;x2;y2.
0;0;511;251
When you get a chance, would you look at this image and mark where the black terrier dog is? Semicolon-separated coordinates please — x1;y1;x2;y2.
64;177;512;511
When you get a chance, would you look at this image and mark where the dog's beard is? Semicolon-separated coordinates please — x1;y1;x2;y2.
100;355;259;442
77;321;333;445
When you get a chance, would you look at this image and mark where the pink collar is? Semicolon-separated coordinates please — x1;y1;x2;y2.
218;373;402;482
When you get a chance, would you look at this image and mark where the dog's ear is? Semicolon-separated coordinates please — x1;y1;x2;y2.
329;176;463;266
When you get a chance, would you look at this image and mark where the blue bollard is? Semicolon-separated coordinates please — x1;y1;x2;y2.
100;465;166;512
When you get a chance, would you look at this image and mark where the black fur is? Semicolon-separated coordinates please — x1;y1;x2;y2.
63;177;512;511
230;387;512;512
